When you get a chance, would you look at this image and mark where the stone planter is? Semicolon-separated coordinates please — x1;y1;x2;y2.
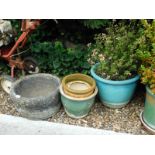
10;73;61;120
62;73;96;98
60;85;98;119
91;63;140;108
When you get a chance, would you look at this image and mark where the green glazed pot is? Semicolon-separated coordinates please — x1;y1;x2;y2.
60;85;98;119
143;86;155;129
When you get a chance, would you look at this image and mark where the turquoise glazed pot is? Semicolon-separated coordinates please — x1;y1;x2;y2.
60;85;98;119
143;86;155;129
91;63;140;108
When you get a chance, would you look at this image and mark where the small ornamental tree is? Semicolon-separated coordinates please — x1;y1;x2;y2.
91;22;140;80
136;20;155;93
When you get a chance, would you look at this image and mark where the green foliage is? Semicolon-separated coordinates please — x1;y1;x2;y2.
0;19;143;78
1;19;102;76
82;20;111;29
10;20;56;44
9;19;21;38
30;41;91;76
91;22;140;80
136;20;155;93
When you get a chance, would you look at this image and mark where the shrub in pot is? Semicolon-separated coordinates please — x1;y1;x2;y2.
90;23;140;108
137;20;155;133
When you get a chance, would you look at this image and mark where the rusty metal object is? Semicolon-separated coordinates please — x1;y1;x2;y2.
0;20;40;77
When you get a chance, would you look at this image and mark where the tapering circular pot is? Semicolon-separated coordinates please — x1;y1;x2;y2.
91;63;140;108
10;73;61;120
60;85;98;118
141;86;155;134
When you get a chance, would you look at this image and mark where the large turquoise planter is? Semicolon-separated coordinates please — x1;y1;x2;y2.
91;63;140;108
143;86;155;130
60;85;98;119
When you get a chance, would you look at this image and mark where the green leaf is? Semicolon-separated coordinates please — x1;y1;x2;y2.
53;61;61;69
82;62;90;69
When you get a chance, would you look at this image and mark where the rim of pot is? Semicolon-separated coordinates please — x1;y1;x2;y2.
60;84;98;101
91;63;140;85
63;87;94;98
62;73;96;94
10;73;61;101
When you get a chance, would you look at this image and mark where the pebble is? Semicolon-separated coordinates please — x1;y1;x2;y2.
0;87;148;135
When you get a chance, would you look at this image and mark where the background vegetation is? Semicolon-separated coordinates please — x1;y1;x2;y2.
0;19;145;78
0;19;112;76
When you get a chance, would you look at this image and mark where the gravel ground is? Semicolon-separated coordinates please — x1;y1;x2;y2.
0;84;149;135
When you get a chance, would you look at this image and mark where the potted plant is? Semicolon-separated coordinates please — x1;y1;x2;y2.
90;22;140;108
137;20;155;133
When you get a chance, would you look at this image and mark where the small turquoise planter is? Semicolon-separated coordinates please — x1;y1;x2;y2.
60;85;98;119
91;63;140;108
143;86;155;130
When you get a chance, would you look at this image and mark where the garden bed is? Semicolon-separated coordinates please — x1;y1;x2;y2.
0;85;148;135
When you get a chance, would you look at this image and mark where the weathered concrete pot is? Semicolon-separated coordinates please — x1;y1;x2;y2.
60;85;98;119
62;73;96;98
10;74;61;120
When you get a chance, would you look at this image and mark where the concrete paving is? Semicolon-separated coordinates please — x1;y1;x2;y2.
0;114;127;135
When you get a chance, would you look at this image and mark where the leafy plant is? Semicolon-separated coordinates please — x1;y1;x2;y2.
0;19;143;78
91;22;140;80
30;41;91;76
136;20;155;93
82;20;111;29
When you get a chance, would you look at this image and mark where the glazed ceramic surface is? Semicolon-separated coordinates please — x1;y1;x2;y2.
91;63;140;108
60;85;98;118
143;86;155;129
62;73;96;97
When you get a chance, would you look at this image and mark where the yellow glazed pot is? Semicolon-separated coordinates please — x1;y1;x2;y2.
62;73;96;98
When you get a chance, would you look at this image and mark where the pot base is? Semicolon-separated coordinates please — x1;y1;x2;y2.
64;109;88;119
140;111;155;135
17;104;61;120
101;100;129;108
